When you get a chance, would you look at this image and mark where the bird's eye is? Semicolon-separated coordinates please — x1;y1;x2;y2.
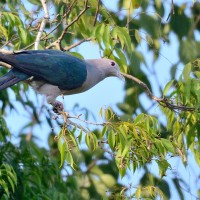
110;61;116;66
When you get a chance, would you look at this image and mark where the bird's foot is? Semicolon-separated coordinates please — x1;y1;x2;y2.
53;101;64;113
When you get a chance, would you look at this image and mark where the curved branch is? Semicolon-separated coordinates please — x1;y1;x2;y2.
64;38;92;51
35;0;49;50
0;62;11;69
121;72;199;112
47;0;90;50
0;49;12;69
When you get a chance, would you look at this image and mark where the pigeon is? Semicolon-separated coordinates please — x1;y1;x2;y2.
0;50;124;112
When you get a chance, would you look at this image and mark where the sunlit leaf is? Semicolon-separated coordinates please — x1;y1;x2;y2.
161;138;175;154
163;80;174;96
108;130;115;150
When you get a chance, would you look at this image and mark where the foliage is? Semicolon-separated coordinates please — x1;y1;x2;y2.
0;0;200;199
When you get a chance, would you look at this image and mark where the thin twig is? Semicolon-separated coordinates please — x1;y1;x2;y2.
64;38;92;51
93;0;101;26
126;0;132;29
66;112;111;126
42;0;77;41
65;0;77;21
0;62;11;69
121;72;200;112
0;49;12;54
166;0;174;21
61;112;88;133
121;72;162;101
46;0;89;50
189;15;200;38
35;0;49;50
0;49;12;69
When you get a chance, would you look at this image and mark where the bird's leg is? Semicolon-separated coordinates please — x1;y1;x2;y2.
53;100;64;113
46;95;64;113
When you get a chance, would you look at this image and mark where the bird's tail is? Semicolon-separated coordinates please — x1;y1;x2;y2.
0;71;21;90
0;69;29;90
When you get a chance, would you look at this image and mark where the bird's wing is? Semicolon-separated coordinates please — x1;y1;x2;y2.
1;50;87;90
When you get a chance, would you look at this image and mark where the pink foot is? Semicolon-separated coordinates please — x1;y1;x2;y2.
53;101;64;113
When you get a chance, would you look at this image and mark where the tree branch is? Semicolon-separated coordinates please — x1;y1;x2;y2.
46;0;90;50
42;0;77;41
121;72;199;112
0;62;12;69
0;49;12;69
166;0;174;21
35;0;49;50
121;72;162;102
64;37;92;51
93;0;101;26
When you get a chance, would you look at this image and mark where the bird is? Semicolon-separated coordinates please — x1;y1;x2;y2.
0;50;124;112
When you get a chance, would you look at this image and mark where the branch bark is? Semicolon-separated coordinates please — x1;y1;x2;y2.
93;0;101;26
35;0;49;50
0;49;12;69
121;72;199;112
46;0;89;50
64;38;92;51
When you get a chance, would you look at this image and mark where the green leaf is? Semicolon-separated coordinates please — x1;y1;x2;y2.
77;130;82;143
170;5;191;40
101;126;107;138
135;29;141;44
100;174;116;187
179;39;198;64
0;179;9;197
58;136;66;168
108;130;115;150
65;149;75;170
18;26;28;45
95;23;105;47
163;80;174;96
119;167;126;177
112;26;132;53
183;63;192;82
69;132;79;149
186;125;195;148
134;113;145;124
146;34;153;46
115;48;127;65
60;143;66;167
119;132;126;149
85;133;91;150
161;138;175;154
85;133;98;151
103;25;110;49
135;187;141;199
7;176;15;193
156;160;171;177
0;25;8;40
91;133;98;151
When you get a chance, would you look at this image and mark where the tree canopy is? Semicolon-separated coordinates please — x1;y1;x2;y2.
0;0;200;199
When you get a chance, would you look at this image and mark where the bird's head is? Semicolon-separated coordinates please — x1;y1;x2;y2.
86;58;124;81
103;58;125;81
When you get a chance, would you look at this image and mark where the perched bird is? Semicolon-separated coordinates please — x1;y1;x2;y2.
0;50;124;112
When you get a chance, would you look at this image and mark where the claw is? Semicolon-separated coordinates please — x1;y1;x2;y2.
53;101;64;113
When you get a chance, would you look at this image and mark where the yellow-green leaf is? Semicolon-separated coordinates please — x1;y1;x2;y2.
163;80;174;96
135;29;141;44
108;130;115;150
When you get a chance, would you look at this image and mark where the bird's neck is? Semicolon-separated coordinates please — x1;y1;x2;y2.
85;59;106;83
83;59;106;87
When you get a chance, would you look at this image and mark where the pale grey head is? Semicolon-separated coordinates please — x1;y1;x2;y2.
85;58;124;81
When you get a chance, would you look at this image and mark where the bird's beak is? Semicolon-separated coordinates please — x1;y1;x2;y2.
117;72;125;81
